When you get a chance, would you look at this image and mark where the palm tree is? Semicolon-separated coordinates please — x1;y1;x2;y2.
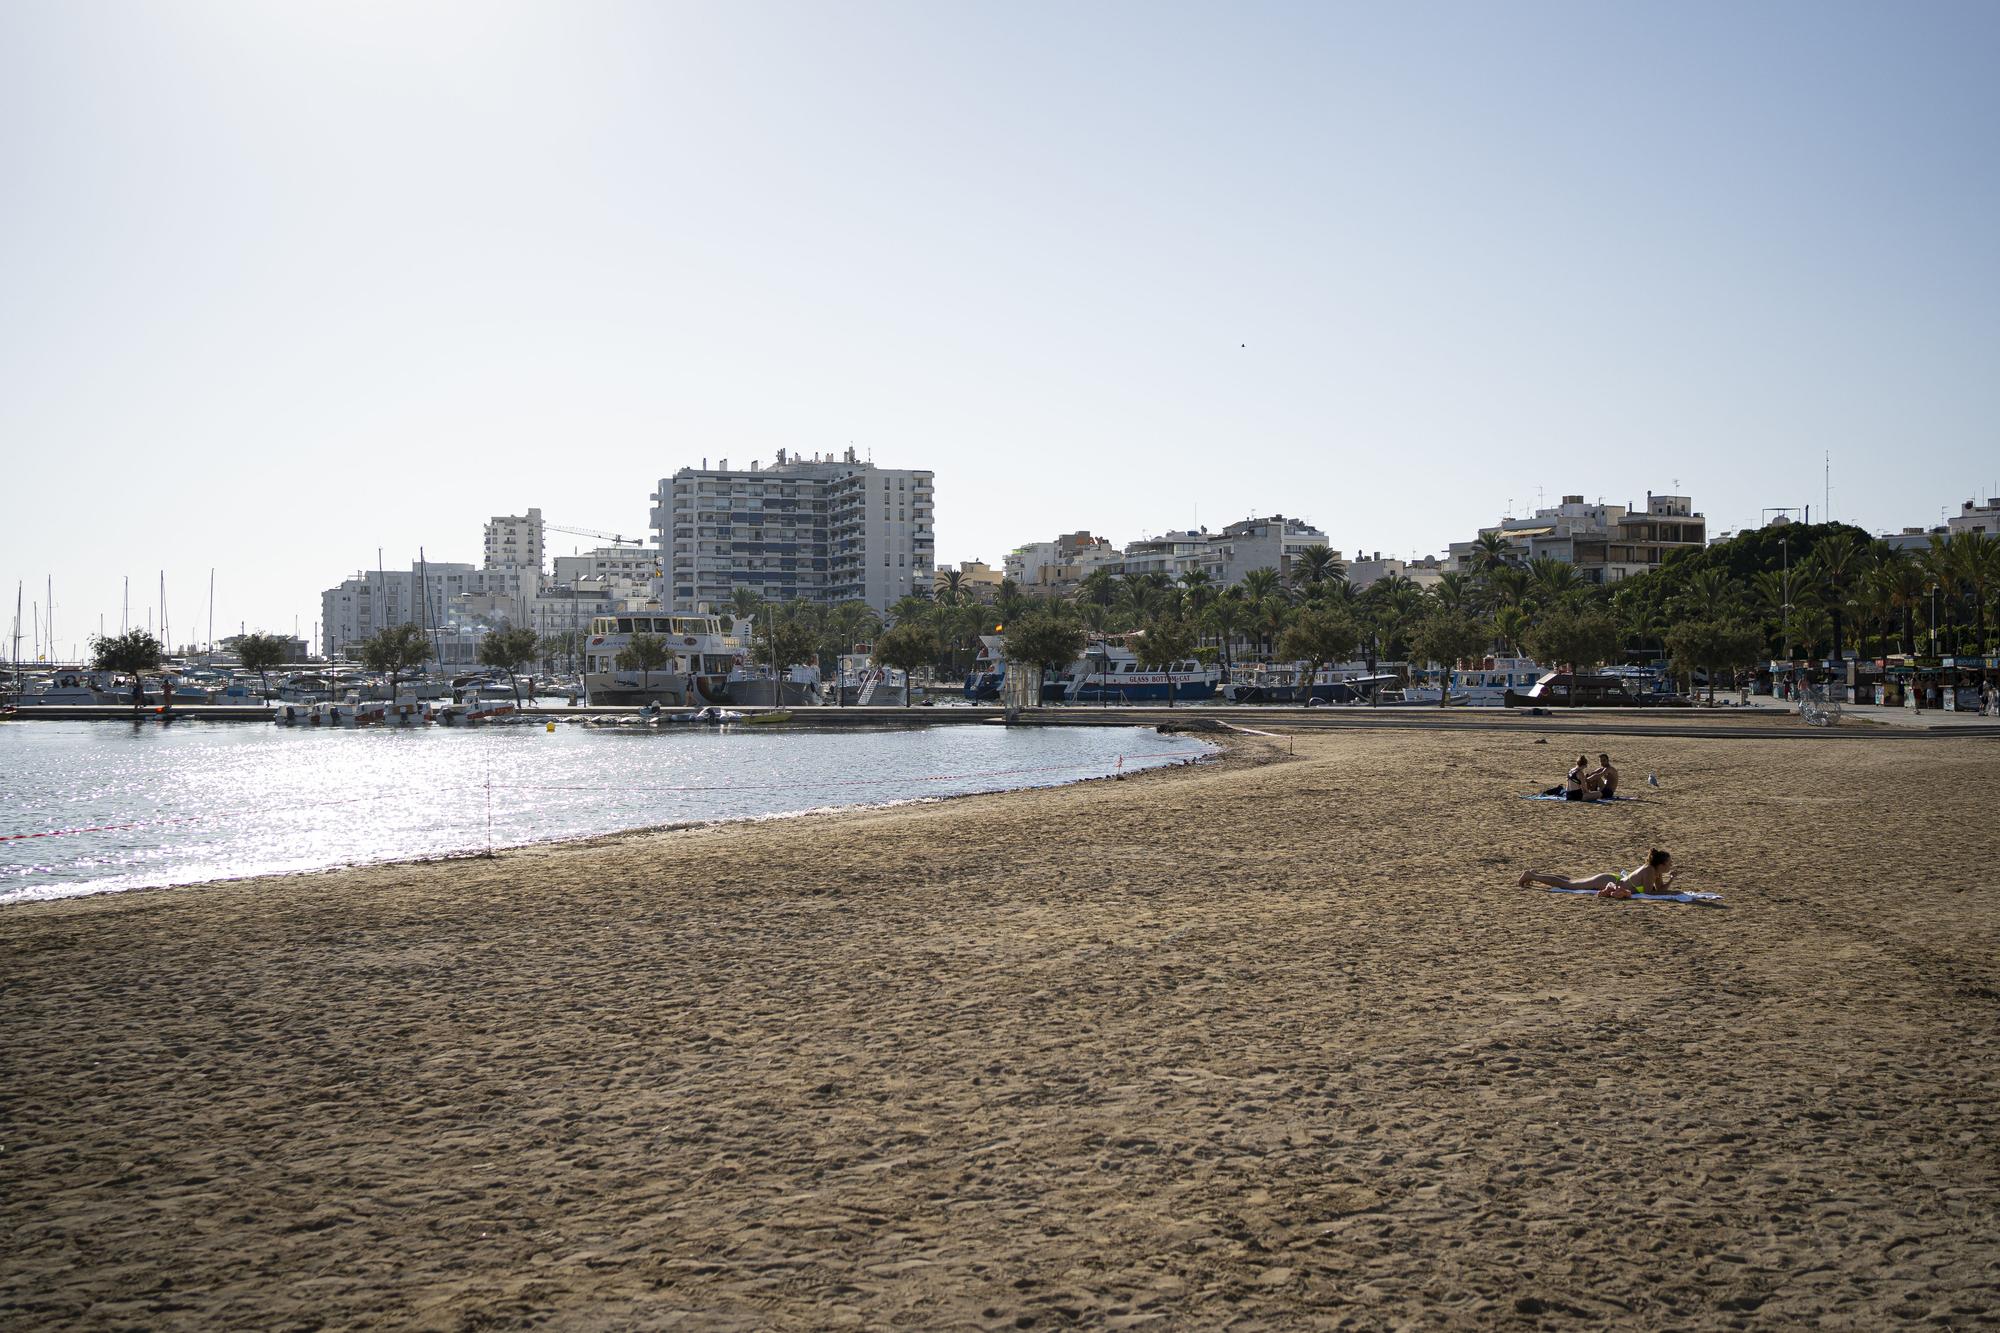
1485;565;1529;612
1289;545;1346;598
1675;568;1741;622
937;568;967;606
1256;594;1290;660
1431;571;1476;615
1470;531;1513;575
1178;568;1216;616
996;578;1028;626
1075;567;1120;614
1203;594;1245;671
1612;578;1669;665
1960;533;1999;654
1237;567;1282;602
1875;551;1927;656
1811;530;1870;661
1526;557;1582;610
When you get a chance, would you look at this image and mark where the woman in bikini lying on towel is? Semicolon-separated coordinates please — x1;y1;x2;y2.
1519;848;1674;899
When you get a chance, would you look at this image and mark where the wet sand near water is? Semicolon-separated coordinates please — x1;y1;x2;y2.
2;728;1996;1328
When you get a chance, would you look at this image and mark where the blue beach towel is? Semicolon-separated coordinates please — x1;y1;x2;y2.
1523;792;1638;803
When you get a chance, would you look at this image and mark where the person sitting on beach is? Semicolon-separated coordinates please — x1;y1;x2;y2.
1564;754;1598;801
1586;752;1619;799
1519;848;1675;899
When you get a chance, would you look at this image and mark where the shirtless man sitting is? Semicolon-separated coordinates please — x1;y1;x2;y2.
1586;752;1619;799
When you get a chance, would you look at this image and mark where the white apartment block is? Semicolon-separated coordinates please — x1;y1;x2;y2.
320;562;479;659
1006;532;1121;594
552;547;659;602
485;508;545;578
1117;530;1213;581
1447;493;1705;584
1947;497;2000;537
1193;515;1331;587
651;448;935;614
1346;552;1447;590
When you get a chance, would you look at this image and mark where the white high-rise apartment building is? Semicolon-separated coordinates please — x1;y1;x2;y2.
650;448;935;614
484;508;545;579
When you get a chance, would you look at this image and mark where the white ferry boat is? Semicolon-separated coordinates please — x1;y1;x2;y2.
1406;656;1548;706
963;636;1218;704
1229;662;1399;705
581;613;741;707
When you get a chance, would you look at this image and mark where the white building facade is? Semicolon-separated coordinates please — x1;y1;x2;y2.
1947;497;2000;538
1448;492;1705;584
1194;515;1331;588
651;448;935;614
484;508;545;579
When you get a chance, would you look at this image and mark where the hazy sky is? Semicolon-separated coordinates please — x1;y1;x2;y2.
4;1;1997;653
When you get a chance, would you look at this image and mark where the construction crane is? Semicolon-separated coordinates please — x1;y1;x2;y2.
545;521;646;548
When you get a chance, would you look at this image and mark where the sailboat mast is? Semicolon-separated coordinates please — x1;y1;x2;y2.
421;547;444;673
208;569;215;658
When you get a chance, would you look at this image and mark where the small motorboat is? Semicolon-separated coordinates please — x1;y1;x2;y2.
651;704;745;726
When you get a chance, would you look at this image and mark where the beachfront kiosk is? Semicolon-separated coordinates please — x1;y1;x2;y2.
1872;655;2000;712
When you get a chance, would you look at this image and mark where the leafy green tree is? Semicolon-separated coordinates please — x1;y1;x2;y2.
91;628;163;715
752;617;819;678
1409;611;1493;708
1666;619;1766;703
615;632;672;694
873;622;937;692
358;623;431;699
1275;608;1359;707
1001;609;1086;704
1134;616;1198;707
1523;608;1620;703
479;622;542;705
236;632;289;698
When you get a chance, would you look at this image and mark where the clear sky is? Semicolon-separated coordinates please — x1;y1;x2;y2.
4;1;1997;654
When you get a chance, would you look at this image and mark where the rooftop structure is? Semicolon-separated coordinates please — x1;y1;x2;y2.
1947;497;2000;537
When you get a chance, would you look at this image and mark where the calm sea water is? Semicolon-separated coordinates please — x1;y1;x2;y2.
0;721;1211;905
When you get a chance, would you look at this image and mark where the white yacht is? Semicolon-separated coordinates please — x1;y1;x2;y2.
1406;656;1548;706
581;612;742;707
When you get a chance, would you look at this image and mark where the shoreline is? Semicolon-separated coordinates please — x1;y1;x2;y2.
0;727;1234;914
2;726;1993;1326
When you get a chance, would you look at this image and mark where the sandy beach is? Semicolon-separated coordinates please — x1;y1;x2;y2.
2;723;1996;1328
